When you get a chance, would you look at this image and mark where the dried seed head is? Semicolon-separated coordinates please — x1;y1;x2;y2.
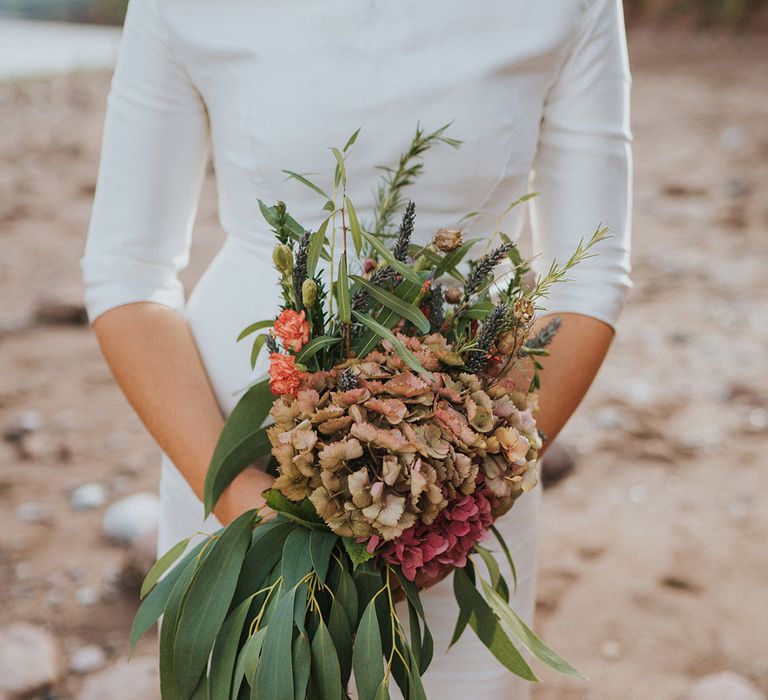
272;244;292;274
433;227;463;252
513;297;535;324
444;287;462;304
301;279;318;307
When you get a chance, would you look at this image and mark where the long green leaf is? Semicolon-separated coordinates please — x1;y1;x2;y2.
293;632;312;700
343;127;361;153
250;334;268;371
350;275;430;333
140;536;191;599
239;627;267;691
130;538;207;651
453;568;537;681
172;511;257;697
281;528;313;588
254;588;296;699
310;619;344;699
353;598;385;700
237;319;273;343
360;230;421;284
480;577;583;679
345;196;362;256
393;570;433;674
204;379;273;516
330;147;347;188
296;335;342;364
337;254;351;324
233;520;296;606
351;311;433;380
307;216;331;278
209;594;255;700
258;199;306;241
475;544;510;603
282;169;333;203
490;525;518;593
327;596;353;686
263;490;325;529
309;530;338;584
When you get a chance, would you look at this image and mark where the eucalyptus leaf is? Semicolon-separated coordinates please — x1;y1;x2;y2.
281;528;313;588
353;598;385;700
263;490;325;529
343;127;361;153
209;594;255;700
172;510;258;697
310;619;345;699
336;564;359;630
130;538;207;652
349;275;430;333
233;520;296;606
293;632;312;700
309;530;338;584
490;524;518;593
341;536;374;569
480;577;583;679
204;379;273;515
239;627;267;690
330;147;347;187
327;597;353;686
351;311;433;380
453;568;537;681
475;544;510;603
140;536;191;600
254;588;296;700
307;216;331;278
282;169;333;203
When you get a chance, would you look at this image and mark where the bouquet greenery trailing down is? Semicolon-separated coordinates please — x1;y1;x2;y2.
132;125;605;699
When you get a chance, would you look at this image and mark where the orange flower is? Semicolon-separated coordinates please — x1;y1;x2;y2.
274;309;310;352
269;353;306;397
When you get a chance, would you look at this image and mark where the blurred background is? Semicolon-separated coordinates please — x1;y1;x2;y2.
0;2;766;699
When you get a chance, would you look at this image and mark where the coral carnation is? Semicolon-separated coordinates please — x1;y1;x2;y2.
268;353;306;397
274;309;310;352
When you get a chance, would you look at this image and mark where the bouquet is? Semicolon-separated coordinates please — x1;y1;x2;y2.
131;125;604;699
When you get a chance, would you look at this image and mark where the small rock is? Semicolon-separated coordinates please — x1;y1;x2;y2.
600;639;622;660
541;441;577;488
3;410;43;443
70;483;108;511
684;671;763;700
748;408;768;431
0;622;63;697
33;296;88;326
16;501;54;524
628;485;648;504
70;645;107;675
77;657;160;700
102;492;160;545
75;586;100;607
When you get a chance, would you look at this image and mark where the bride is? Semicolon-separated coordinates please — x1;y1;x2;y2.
81;0;632;697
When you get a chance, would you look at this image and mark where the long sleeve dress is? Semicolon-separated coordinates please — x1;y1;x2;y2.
81;1;632;697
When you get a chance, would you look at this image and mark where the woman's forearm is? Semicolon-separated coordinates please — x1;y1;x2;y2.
92;302;274;525
521;312;615;452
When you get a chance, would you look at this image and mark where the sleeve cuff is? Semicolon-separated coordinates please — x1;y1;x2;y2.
534;277;632;332
80;254;186;324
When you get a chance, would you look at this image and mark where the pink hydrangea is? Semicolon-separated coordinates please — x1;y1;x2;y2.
365;484;498;581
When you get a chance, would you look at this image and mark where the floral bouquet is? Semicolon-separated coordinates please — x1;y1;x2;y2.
131;125;602;699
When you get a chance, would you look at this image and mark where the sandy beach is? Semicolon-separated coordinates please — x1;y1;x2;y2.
0;25;766;700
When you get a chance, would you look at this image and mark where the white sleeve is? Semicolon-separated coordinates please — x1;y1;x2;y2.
529;0;633;330
80;0;209;324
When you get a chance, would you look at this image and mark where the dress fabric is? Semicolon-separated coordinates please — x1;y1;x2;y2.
81;0;632;697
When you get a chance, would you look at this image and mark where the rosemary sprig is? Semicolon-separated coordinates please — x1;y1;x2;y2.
372;123;461;236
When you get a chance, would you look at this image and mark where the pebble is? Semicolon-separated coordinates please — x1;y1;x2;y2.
70;645;107;675
16;501;54;524
3;409;43;442
748;408;768;431
540;440;577;488
684;671;763;700
102;492;160;545
70;483;108;510
75;586;100;607
600;639;623;660
0;622;63;698
77;657;160;700
32;296;88;326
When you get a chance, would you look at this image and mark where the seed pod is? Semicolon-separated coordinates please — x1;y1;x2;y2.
302;279;318;307
444;287;462;304
433;227;463;252
272;244;293;273
513;297;535;324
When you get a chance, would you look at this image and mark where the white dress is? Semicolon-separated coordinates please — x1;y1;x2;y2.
81;0;632;697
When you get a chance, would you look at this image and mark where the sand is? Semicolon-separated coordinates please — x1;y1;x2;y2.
0;28;766;700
